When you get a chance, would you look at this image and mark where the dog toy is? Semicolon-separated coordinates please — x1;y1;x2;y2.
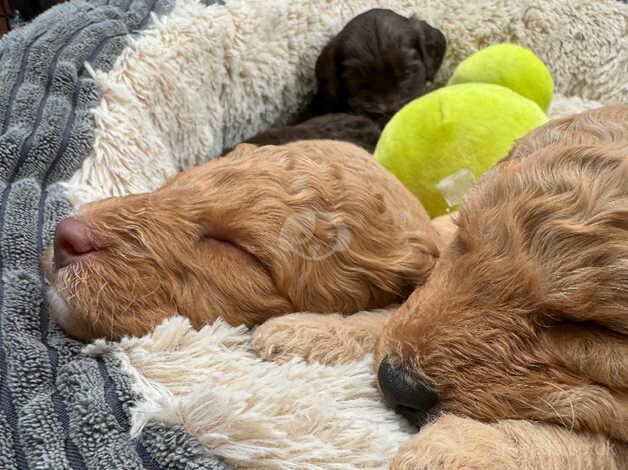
375;83;548;217
447;43;554;112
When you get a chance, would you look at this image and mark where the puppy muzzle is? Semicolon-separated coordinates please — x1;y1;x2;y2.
377;355;439;426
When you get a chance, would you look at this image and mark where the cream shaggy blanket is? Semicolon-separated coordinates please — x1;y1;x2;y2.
67;0;626;468
87;318;415;469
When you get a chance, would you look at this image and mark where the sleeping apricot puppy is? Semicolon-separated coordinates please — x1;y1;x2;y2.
42;140;440;341
376;105;628;446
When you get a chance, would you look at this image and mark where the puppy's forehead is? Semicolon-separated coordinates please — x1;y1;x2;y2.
341;15;412;53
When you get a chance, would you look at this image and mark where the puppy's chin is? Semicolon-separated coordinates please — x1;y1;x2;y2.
43;248;69;327
46;272;97;342
47;285;73;330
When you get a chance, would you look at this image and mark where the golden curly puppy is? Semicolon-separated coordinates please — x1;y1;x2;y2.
375;105;627;467
42;140;440;341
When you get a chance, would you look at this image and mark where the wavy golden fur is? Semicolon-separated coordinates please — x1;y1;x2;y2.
377;105;628;442
43;140;439;341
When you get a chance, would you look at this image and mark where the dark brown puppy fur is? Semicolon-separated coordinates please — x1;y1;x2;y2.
313;8;446;126
244;10;445;153
377;105;628;442
245;113;380;153
43;140;440;341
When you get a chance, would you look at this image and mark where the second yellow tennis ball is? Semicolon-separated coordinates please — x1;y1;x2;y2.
448;43;554;112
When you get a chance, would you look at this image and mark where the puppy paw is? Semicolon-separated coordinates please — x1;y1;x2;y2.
251;310;390;365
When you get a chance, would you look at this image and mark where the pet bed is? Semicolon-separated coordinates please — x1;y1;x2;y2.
0;0;625;468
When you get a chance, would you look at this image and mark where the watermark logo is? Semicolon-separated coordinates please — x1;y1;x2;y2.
279;210;351;261
498;440;617;459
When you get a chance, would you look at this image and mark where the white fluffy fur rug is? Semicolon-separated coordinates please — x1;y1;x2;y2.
64;0;627;467
87;317;414;469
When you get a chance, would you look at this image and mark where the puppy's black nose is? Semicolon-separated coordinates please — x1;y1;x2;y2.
377;356;439;424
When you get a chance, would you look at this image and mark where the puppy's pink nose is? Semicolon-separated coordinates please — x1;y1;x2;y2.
53;217;96;270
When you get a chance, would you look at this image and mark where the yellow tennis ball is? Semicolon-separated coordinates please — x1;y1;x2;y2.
374;83;548;217
448;43;554;112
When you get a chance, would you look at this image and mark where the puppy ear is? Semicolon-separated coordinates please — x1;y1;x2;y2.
313;38;342;114
410;18;447;82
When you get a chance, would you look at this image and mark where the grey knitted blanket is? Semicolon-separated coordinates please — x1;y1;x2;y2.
0;0;227;468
